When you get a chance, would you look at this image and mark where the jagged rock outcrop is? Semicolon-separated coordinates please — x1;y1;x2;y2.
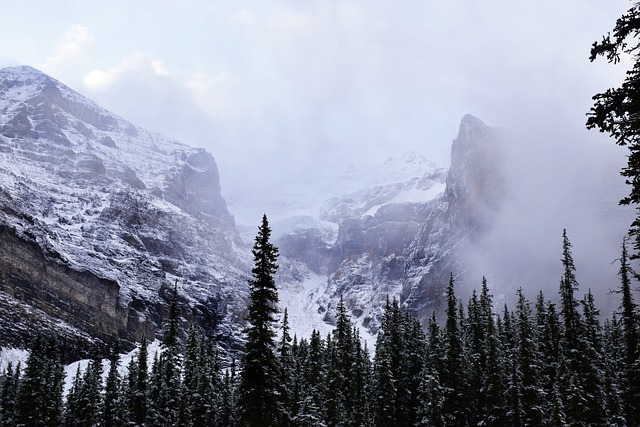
401;115;506;318
278;115;506;331
0;66;249;353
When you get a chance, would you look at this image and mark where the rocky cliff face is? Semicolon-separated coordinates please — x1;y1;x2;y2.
0;66;249;355
277;115;506;332
401;115;505;319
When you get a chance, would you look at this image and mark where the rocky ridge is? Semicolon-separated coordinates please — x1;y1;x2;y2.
0;66;249;355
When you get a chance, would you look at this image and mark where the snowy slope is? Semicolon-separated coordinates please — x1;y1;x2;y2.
0;66;250;350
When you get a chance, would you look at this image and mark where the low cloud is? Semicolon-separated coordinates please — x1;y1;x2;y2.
43;24;92;69
83;53;170;91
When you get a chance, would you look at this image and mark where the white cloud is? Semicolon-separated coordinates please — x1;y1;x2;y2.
186;71;247;119
44;24;93;67
83;53;170;91
151;60;170;77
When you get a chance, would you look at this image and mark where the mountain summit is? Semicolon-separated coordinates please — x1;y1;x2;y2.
0;66;248;354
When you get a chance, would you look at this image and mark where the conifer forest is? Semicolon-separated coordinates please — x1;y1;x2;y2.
1;219;640;426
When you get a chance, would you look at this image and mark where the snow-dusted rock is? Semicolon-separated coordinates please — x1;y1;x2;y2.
0;66;249;354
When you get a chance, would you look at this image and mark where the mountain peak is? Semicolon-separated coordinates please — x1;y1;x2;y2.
459;114;487;132
0;65;55;89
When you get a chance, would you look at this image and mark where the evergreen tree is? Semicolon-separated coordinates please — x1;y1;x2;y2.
373;299;397;426
301;329;326;424
556;230;611;426
237;214;282;427
104;343;125;427
0;363;19;427
416;313;445;426
16;334;64;427
131;335;149;426
587;1;640;257
77;357;104;426
479;277;508;426
181;325;204;427
574;289;608;425
351;328;372;427
465;290;485;425
442;273;467;426
603;315;626;427
617;238;640;424
155;280;183;426
514;288;544;425
64;365;83;427
279;308;295;426
535;293;562;418
219;360;238;427
483;311;508;426
559;229;582;352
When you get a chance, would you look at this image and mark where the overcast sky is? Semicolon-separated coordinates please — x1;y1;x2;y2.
0;0;632;196
1;1;638;305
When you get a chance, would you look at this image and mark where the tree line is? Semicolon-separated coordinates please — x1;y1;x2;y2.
0;218;639;426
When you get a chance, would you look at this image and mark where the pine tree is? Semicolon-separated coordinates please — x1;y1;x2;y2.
351;328;372;427
237;214;282;427
373;299;397;426
483;312;507;426
603;315;626;427
181;325;203;427
514;288;544;425
465;290;485;425
77;357;104;426
557;230;608;426
480;277;508;426
279;308;294;426
104;343;124;427
559;229;582;352
536;293;562;417
579;289;608;424
442;273;467;426
155;280;183;426
617;238;640;424
64;365;83;427
402;313;426;426
131;335;149;426
587;1;640;257
16;334;64;427
302;329;326;424
219;360;238;427
0;362;19;427
416;313;446;427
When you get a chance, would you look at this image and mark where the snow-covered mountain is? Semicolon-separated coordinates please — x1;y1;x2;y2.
1;66;627;358
274;115;507;334
0;66;250;355
0;65;512;353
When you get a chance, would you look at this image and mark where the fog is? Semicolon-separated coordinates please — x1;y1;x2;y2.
463;119;634;313
0;1;636;311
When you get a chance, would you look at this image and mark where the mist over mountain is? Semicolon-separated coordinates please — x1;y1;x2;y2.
0;66;632;357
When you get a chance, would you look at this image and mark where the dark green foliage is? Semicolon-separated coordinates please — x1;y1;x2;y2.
153;281;183;426
0;363;19;427
16;334;64;427
444;274;468;426
617;238;640;424
130;335;149;426
2;228;639;427
237;214;282;427
77;358;104;426
103;344;125;427
588;2;640;257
